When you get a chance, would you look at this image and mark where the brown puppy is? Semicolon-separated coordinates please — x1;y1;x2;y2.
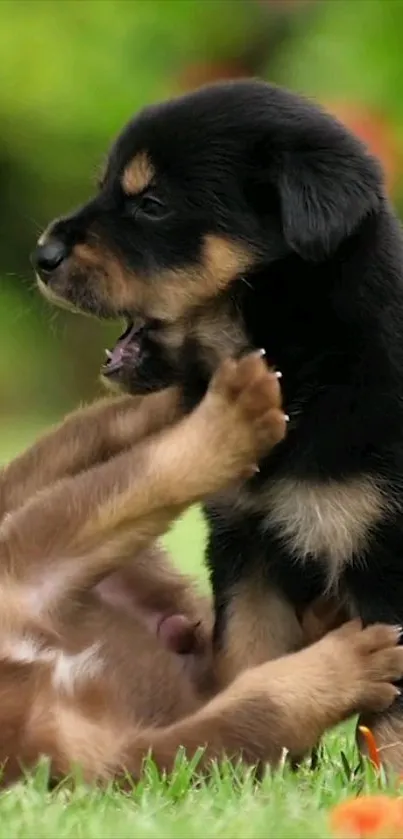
0;354;400;785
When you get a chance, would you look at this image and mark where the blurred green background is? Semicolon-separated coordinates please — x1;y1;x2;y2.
1;0;403;468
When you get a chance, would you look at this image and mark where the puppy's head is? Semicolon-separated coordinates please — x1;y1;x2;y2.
32;80;383;395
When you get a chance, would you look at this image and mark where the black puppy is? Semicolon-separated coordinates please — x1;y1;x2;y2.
33;79;403;770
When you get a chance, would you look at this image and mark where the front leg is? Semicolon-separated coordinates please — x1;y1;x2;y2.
344;527;403;772
206;517;324;686
0;387;180;517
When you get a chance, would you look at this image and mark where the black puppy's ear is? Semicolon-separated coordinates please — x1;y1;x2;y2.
276;147;383;261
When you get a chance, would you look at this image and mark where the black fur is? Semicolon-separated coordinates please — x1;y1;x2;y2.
33;80;403;694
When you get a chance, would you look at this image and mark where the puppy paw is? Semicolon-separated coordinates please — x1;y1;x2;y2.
208;352;286;464
326;620;403;715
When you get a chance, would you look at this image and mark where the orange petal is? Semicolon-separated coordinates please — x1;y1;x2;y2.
359;725;381;770
330;795;403;838
324;101;400;195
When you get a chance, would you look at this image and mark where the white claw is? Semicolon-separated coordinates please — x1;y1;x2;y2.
258;348;266;357
275;371;282;379
104;349;112;360
284;414;290;422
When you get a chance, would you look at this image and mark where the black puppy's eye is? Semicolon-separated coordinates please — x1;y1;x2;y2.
135;194;168;220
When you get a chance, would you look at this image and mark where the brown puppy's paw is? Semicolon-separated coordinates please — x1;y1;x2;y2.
326;620;403;714
208;351;286;464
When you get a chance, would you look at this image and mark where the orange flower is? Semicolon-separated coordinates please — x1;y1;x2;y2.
358;725;381;770
330;795;403;838
324;101;400;195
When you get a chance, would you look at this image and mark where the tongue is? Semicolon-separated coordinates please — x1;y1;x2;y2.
104;322;142;373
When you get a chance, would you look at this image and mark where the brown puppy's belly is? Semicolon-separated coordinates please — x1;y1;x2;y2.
96;567;211;656
94;561;215;709
56;597;205;732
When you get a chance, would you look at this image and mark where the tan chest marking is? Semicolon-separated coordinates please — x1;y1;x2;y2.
265;476;387;585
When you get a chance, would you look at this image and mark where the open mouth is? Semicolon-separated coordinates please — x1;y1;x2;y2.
101;319;145;378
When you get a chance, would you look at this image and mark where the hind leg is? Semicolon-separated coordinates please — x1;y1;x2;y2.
0;353;285;623
0;387;180;517
345;547;403;772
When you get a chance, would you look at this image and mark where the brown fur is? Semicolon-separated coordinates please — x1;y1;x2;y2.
265;478;387;590
215;580;303;687
122;152;155;195
38;234;253;324
0;388;180;518
0;353;400;785
34;171;397;771
207;475;386;681
126;620;403;776
32;81;403;774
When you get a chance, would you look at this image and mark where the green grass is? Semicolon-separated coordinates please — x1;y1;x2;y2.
0;418;395;838
0;736;396;839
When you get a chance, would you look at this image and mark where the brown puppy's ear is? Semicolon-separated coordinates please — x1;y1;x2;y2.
276;147;383;261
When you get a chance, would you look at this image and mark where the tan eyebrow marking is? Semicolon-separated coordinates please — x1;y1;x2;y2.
122;152;155;195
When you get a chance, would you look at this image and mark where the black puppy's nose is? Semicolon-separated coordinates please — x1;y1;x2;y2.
31;239;68;275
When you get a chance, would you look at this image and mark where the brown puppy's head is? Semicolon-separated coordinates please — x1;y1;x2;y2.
32;80;383;396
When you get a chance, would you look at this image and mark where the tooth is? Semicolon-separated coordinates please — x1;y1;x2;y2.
104;349;112;360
